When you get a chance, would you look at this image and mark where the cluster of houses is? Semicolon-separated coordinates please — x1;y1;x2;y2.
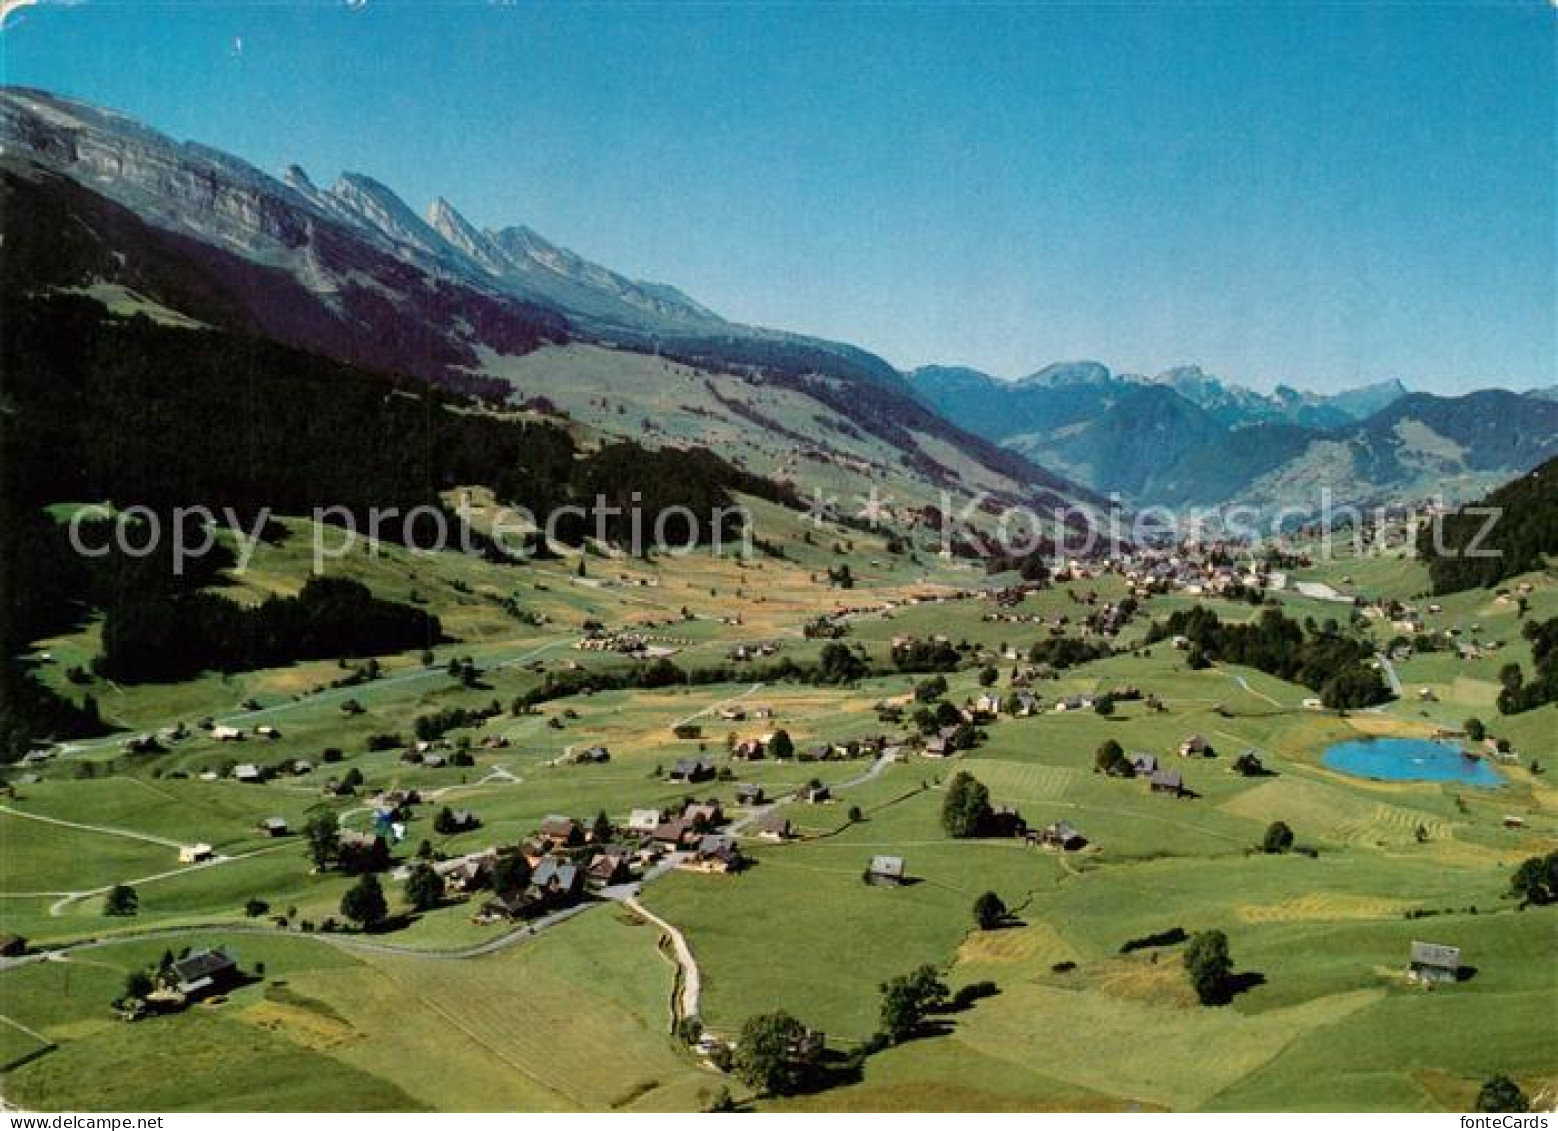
1112;734;1216;798
117;719;283;757
470;795;763;922
1112;549;1276;601
576;630;687;657
981;593;1141;635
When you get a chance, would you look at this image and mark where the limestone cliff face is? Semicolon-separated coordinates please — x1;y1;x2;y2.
1;87;314;257
0;85;718;331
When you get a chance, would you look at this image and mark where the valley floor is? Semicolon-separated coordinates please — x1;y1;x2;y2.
3;520;1555;1112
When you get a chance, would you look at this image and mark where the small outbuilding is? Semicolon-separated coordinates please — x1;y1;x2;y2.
169;948;239;999
1408;941;1461;985
668;757;716;784
1031;820;1087;851
866;855;906;886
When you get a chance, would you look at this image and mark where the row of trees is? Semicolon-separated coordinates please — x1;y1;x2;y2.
511;647;877;713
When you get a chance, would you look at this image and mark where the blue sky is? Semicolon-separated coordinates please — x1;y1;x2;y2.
2;1;1553;393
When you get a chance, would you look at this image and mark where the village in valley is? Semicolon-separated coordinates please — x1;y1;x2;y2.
2;499;1554;1113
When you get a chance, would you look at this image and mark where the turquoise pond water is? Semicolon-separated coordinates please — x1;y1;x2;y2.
1321;737;1505;787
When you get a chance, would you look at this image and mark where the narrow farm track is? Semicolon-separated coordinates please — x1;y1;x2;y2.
0;804;185;849
670;682;766;729
1376;652;1404;698
0;1013;50;1047
618;895;701;1024
1227;672;1285;709
45;843;294;916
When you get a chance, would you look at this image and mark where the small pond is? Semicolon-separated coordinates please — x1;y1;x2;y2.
1321;737;1505;787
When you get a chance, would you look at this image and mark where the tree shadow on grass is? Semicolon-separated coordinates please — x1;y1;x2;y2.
1217;971;1267;1002
934;982;1002;1016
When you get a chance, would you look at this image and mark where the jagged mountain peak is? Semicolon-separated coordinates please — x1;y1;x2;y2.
426;195;512;278
1018;360;1115;387
328;172;444;251
485;223;723;327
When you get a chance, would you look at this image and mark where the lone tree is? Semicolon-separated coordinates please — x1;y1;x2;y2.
1094;739;1131;777
768;729;795;761
878;964;948;1044
103;883;138;917
915;675;948;702
978;666;999;688
973;891;1008;930
732;1011;820;1096
404;861;443;912
1184;929;1235;1005
123;970;154;1000
1231;751;1267;777
340;872;389;931
1262;821;1295;855
491;852;533;898
1509;850;1558;907
591;809;613;843
1476;1075;1530;1113
303;811;340;871
1464;717;1486;742
941;771;993;838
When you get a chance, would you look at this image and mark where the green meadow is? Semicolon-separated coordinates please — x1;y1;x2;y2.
4;521;1555;1111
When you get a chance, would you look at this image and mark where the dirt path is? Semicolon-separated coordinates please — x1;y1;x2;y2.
1376;652;1404;698
671;682;765;729
1227;672;1285;709
46;842;293;916
0;804;185;849
0;1012;50;1047
618;895;701;1024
